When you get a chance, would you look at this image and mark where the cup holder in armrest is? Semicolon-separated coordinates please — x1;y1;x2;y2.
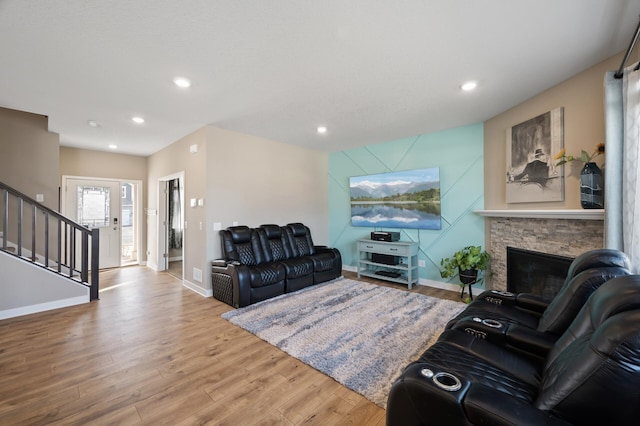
481;318;503;328
432;372;462;392
454;317;508;343
485;290;515;305
420;368;462;391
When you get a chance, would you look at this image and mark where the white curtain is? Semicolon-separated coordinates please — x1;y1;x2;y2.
169;178;183;249
604;63;640;273
623;66;640;273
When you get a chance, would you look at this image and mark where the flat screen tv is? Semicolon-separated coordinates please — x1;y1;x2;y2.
349;167;441;230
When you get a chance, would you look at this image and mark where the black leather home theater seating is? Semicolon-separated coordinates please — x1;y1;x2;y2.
443;249;631;359
210;223;342;308
387;249;640;426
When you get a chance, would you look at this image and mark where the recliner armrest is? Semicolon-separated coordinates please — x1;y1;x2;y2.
506;324;557;358
211;261;252;307
449;316;556;360
387;362;471;426
465;383;571;426
475;289;518;306
450;316;509;345
314;245;340;256
515;293;552;314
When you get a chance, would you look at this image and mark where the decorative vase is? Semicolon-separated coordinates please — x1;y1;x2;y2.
459;268;478;301
459;268;478;285
580;162;604;209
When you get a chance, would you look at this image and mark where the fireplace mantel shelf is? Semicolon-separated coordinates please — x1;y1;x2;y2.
474;209;604;220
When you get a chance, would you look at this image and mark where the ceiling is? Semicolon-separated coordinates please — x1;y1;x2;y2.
0;1;638;157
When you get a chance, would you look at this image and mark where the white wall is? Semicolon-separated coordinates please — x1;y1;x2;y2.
0;251;89;319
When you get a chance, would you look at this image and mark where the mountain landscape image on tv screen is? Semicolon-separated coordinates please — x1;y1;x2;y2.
349;167;441;230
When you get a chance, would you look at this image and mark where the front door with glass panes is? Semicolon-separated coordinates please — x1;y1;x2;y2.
64;178;121;269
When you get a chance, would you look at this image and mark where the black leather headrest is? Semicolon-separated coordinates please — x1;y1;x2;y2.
587;275;640;324
590;309;640;356
538;266;631;334
537;308;640;424
227;226;252;243
545;274;640;368
260;224;282;239
565;249;630;282
287;223;307;237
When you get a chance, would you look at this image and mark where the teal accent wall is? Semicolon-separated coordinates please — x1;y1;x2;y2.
328;123;485;285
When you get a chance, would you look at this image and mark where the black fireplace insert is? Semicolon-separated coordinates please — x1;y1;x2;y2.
507;247;574;299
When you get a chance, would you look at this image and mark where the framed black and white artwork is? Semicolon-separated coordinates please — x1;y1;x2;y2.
506;107;564;203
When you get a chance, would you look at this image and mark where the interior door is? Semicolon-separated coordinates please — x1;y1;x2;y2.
64;178;121;269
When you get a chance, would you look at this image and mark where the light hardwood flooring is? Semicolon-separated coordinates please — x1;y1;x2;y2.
167;260;183;280
0;267;459;425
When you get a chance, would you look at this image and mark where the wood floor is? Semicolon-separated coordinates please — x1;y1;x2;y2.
0;267;459;425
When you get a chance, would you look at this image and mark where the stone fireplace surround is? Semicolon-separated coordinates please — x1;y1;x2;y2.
476;210;605;292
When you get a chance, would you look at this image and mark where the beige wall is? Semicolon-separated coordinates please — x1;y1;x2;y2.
0;107;59;210
205;126;329;264
60;147;147;182
145;126;328;293
147;127;208;290
484;52;625;209
147;125;329;294
59;146;149;262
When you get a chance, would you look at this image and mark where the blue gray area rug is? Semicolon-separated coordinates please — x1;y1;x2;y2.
221;278;466;408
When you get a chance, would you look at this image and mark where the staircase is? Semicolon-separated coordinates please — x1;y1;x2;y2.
1;181;99;318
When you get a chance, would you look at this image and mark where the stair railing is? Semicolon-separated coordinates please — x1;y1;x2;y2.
0;181;99;300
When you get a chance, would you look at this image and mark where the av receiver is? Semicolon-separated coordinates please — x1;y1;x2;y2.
370;231;400;242
372;253;400;265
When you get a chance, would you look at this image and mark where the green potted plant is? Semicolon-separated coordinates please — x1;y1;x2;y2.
440;246;490;301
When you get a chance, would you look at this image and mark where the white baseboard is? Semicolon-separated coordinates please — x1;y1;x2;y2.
0;295;89;320
183;280;212;298
416;278;461;292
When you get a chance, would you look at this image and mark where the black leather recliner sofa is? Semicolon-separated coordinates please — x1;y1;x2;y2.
445;249;631;330
442;249;630;358
210;223;342;308
387;274;640;425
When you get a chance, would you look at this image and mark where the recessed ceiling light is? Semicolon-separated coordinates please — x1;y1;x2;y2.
173;77;191;88
132;116;145;124
317;126;327;134
87;120;100;128
108;144;118;150
461;81;478;91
